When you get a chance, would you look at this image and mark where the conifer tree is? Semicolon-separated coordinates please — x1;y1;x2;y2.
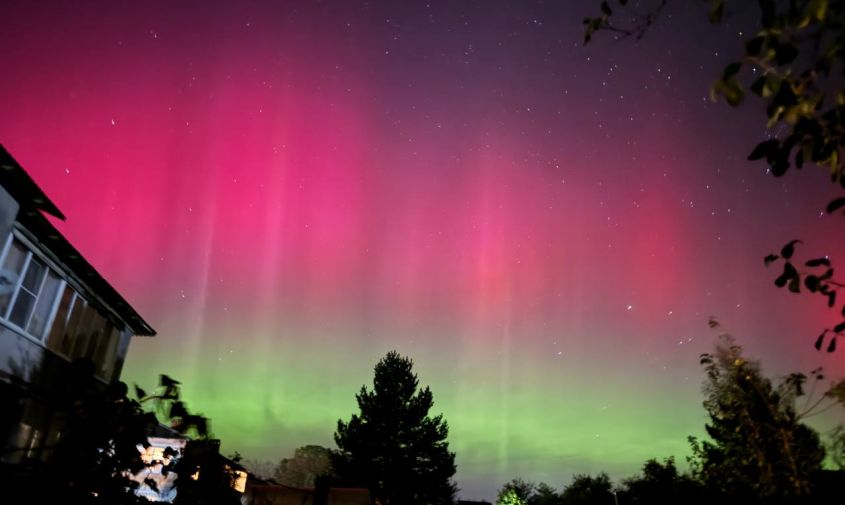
333;351;457;505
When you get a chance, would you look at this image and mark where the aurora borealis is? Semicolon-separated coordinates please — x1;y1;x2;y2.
1;0;844;500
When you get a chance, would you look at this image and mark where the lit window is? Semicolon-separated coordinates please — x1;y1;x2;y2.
232;470;247;493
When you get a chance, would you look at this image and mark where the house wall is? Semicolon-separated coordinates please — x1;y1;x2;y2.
0;185;137;464
0;186;18;246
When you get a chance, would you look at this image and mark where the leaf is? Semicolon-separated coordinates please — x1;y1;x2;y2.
723;62;742;80
748;139;778;160
826;197;845;214
764;253;779;266
134;384;147;400
781;240;802;259
723;78;744;107
775;261;798;288
788;275;801;293
771;158;789;176
709;0;725;23
170;401;188;419
750;76;766;96
775;43;799;64
835;321;845;333
828;336;837;353
805;257;831;268
160;374;181;387
805;275;820;292
601;1;612;16
827;290;836;307
815;331;826;350
808;0;828;21
746;36;765;56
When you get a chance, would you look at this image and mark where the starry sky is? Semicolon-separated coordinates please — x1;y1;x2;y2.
1;0;844;500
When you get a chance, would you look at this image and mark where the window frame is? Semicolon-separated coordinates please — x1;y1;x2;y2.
0;229;127;381
0;232;67;344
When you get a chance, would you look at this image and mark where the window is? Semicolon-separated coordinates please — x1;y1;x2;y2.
0;239;28;314
0;237;64;341
45;287;74;352
9;255;48;328
0;233;125;380
27;269;62;337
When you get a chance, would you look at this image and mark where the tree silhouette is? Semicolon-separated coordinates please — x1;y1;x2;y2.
689;334;825;500
273;445;333;487
496;478;535;505
618;457;705;505
559;473;614;505
333;351;457;505
531;482;562;505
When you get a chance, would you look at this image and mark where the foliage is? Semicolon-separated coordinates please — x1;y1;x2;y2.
827;425;845;469
585;1;845;350
764;240;845;352
585;0;845;200
0;360;235;505
136;374;209;439
273;445;333;487
333;350;457;505
559;473;614;505
496;478;534;505
531;482;562;505
689;335;825;500
618;457;706;505
42;359;156;504
497;488;528;505
133;375;241;505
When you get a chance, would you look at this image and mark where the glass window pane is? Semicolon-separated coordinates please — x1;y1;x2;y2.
27;272;62;339
9;290;36;327
94;323;117;378
46;288;74;353
21;257;46;292
71;303;96;359
0;240;27;315
84;311;105;360
61;296;86;357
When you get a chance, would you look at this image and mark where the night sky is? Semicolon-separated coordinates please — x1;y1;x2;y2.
1;0;844;500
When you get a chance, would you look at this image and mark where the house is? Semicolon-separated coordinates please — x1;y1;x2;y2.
132;435;253;503
0;144;155;463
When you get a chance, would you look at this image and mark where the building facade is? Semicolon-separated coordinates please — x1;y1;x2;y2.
0;144;154;463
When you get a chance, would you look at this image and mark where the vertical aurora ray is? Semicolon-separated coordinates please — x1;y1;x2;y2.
0;0;844;500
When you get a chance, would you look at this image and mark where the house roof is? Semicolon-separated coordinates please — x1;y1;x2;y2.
0;144;155;336
0;145;65;220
